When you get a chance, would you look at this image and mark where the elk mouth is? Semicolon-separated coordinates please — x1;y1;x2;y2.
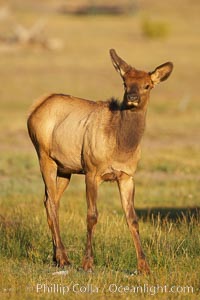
127;100;139;107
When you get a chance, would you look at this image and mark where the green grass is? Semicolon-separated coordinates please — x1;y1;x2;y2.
0;0;200;299
0;204;199;299
0;151;199;299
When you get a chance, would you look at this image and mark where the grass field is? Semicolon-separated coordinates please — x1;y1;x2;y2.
0;0;200;299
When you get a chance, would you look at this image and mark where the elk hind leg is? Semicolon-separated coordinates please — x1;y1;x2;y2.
52;174;71;264
40;154;70;267
82;174;99;272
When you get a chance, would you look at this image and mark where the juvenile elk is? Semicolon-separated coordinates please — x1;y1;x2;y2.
27;49;173;274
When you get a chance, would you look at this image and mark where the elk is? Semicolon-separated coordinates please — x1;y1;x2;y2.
27;49;173;274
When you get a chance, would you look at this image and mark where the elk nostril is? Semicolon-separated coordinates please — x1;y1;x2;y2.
128;94;138;101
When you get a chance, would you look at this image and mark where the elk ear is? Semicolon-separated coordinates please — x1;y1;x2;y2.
109;49;132;77
150;62;173;86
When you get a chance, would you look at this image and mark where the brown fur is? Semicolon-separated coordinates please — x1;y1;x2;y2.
27;49;173;274
28;93;54;116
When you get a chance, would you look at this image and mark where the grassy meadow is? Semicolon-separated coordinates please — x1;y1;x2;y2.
0;0;200;299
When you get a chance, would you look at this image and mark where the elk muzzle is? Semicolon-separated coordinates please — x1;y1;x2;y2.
127;93;139;107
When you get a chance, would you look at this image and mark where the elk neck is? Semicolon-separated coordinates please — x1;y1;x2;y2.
116;106;147;153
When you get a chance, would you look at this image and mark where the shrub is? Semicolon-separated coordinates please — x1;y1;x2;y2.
141;18;170;39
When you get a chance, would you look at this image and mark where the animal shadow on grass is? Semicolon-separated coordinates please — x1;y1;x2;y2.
136;206;200;222
103;206;200;276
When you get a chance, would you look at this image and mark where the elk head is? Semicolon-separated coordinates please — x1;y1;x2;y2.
110;49;173;110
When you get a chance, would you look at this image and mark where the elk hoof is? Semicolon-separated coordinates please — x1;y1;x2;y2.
138;259;150;275
82;256;94;272
55;250;71;268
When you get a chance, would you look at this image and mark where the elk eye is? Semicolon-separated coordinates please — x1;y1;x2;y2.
145;84;150;90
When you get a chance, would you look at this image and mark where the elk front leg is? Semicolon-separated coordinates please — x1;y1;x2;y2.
82;174;99;272
117;174;150;275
